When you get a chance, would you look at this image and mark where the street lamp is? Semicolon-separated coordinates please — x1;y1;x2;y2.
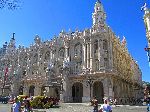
86;77;94;100
144;46;150;66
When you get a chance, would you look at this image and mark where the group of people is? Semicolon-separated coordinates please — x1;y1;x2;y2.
11;97;32;112
10;95;59;112
92;96;112;112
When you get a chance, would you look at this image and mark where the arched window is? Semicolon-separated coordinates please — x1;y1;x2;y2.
104;58;109;68
74;62;82;74
45;51;50;60
94;40;98;53
74;43;82;56
23;56;27;66
95;59;99;71
103;39;108;50
33;53;38;64
59;48;65;58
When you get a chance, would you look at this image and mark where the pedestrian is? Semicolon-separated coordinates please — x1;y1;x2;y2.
113;98;117;107
99;98;112;112
11;97;21;112
23;100;33;112
147;103;150;112
147;97;150;112
92;96;98;112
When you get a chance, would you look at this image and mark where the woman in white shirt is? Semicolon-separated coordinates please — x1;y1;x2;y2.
99;99;112;112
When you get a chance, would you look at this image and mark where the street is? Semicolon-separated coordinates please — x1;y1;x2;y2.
0;103;12;112
0;103;147;112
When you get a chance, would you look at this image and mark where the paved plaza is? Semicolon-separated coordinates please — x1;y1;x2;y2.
0;103;147;112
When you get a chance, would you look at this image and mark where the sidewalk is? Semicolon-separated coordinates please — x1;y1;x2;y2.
32;103;147;112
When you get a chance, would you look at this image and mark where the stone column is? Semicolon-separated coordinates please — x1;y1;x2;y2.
82;43;86;70
122;83;125;98
108;87;113;99
89;41;93;71
87;43;90;68
103;78;109;98
65;80;72;102
65;47;68;59
34;85;41;96
120;82;123;98
108;37;113;69
23;85;29;96
82;80;90;102
98;39;100;70
85;44;87;69
62;77;68;102
70;44;74;72
99;39;104;69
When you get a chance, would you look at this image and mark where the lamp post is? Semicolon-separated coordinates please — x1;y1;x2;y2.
145;46;150;66
59;68;64;102
87;77;94;100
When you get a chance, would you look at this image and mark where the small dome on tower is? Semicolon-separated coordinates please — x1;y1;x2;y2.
34;35;41;44
92;0;106;26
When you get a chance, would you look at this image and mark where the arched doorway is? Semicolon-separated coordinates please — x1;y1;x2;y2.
41;86;60;98
72;82;83;103
55;88;59;98
29;85;35;96
19;86;24;95
93;81;104;103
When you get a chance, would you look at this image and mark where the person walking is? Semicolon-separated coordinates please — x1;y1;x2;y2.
113;98;117;107
92;96;99;112
147;97;150;112
99;98;112;112
11;97;21;112
23;99;33;112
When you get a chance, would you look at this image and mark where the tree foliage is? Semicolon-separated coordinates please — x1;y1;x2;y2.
0;0;21;10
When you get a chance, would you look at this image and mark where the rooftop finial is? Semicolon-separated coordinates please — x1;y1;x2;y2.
97;0;101;3
12;32;15;40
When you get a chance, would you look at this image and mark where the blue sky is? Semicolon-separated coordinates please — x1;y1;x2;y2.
0;0;150;82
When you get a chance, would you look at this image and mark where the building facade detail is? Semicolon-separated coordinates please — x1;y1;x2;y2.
0;0;143;103
142;3;150;64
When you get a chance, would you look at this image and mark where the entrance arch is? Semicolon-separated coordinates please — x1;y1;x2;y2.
41;86;60;98
29;85;35;96
72;82;83;103
93;81;104;103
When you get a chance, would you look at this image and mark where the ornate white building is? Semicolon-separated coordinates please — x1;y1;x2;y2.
142;2;150;63
0;1;143;103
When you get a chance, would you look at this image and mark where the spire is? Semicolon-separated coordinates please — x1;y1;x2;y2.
141;3;149;14
97;0;101;3
92;0;106;26
10;33;16;46
121;36;127;47
11;32;15;40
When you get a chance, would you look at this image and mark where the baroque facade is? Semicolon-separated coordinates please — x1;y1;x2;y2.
0;1;143;103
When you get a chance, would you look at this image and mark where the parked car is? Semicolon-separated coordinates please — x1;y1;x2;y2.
0;96;10;104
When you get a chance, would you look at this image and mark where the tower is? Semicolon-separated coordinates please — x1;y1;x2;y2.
142;3;150;47
92;0;106;29
7;33;16;54
142;3;150;65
